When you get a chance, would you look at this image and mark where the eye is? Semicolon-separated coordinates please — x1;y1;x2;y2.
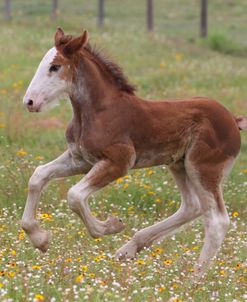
49;64;61;73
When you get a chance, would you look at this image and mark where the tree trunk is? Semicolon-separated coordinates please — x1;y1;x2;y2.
147;0;154;32
200;0;208;37
4;0;11;21
51;0;58;21
97;0;105;27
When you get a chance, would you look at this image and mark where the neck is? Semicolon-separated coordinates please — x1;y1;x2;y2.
69;57;116;118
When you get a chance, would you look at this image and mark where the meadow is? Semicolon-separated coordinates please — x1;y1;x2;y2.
0;1;246;301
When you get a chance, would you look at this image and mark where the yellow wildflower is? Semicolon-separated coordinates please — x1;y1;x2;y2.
163;259;173;266
116;177;123;183
34;294;44;301
135;259;146;265
232;211;239;217
75;274;84;283
7;271;15;278
16;148;27;157
32;265;41;270
35;156;44;161
8;262;16;268
123;183;129;189
65;258;72;263
18;230;25;240
158;286;166;292
155;198;161;203
143;184;151;189
94;238;102;242
154;247;164;254
89;273;95;278
149;252;157;258
0;123;5;129
81;265;88;272
0;283;3;288
39;213;52;221
94;254;106;262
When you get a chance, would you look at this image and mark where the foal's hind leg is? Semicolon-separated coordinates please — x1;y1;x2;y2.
185;156;234;276
115;161;201;260
21;150;91;252
191;187;230;276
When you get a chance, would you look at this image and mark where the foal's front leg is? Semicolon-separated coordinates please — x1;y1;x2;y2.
21;150;91;252
67;145;135;238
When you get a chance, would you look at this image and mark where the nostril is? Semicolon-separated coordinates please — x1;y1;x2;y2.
27;99;33;106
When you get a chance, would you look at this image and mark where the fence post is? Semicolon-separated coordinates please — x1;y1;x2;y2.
146;0;154;32
97;0;105;27
4;0;11;21
200;0;208;37
51;0;58;21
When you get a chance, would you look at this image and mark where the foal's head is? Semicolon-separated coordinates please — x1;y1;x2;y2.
23;28;89;112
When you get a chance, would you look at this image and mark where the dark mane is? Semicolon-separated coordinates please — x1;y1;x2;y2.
84;44;136;95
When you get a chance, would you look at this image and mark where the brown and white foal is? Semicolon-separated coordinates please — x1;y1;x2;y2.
22;28;247;276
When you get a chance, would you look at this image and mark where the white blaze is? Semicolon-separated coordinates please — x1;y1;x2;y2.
23;47;70;111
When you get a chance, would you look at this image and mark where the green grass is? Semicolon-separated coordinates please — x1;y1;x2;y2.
0;1;247;301
203;32;247;57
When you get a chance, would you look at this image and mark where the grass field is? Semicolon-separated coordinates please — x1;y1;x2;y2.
0;1;246;301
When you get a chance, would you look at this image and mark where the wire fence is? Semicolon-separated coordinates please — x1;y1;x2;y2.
1;0;247;48
2;0;208;37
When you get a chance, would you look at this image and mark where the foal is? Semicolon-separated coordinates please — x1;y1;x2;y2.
22;28;247;276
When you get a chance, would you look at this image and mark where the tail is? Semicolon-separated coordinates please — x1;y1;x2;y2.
235;116;247;131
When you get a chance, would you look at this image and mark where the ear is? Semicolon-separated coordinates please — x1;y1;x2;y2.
54;27;65;48
236;116;247;131
63;30;89;58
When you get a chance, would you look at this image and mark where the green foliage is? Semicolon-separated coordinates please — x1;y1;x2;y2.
205;32;247;56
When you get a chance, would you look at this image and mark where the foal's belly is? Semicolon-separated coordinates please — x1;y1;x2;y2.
68;139;187;169
134;146;185;168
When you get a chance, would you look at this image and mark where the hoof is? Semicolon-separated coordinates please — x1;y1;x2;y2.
115;240;138;261
104;215;126;235
29;230;50;253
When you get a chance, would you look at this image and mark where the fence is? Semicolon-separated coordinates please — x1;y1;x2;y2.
3;0;208;37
